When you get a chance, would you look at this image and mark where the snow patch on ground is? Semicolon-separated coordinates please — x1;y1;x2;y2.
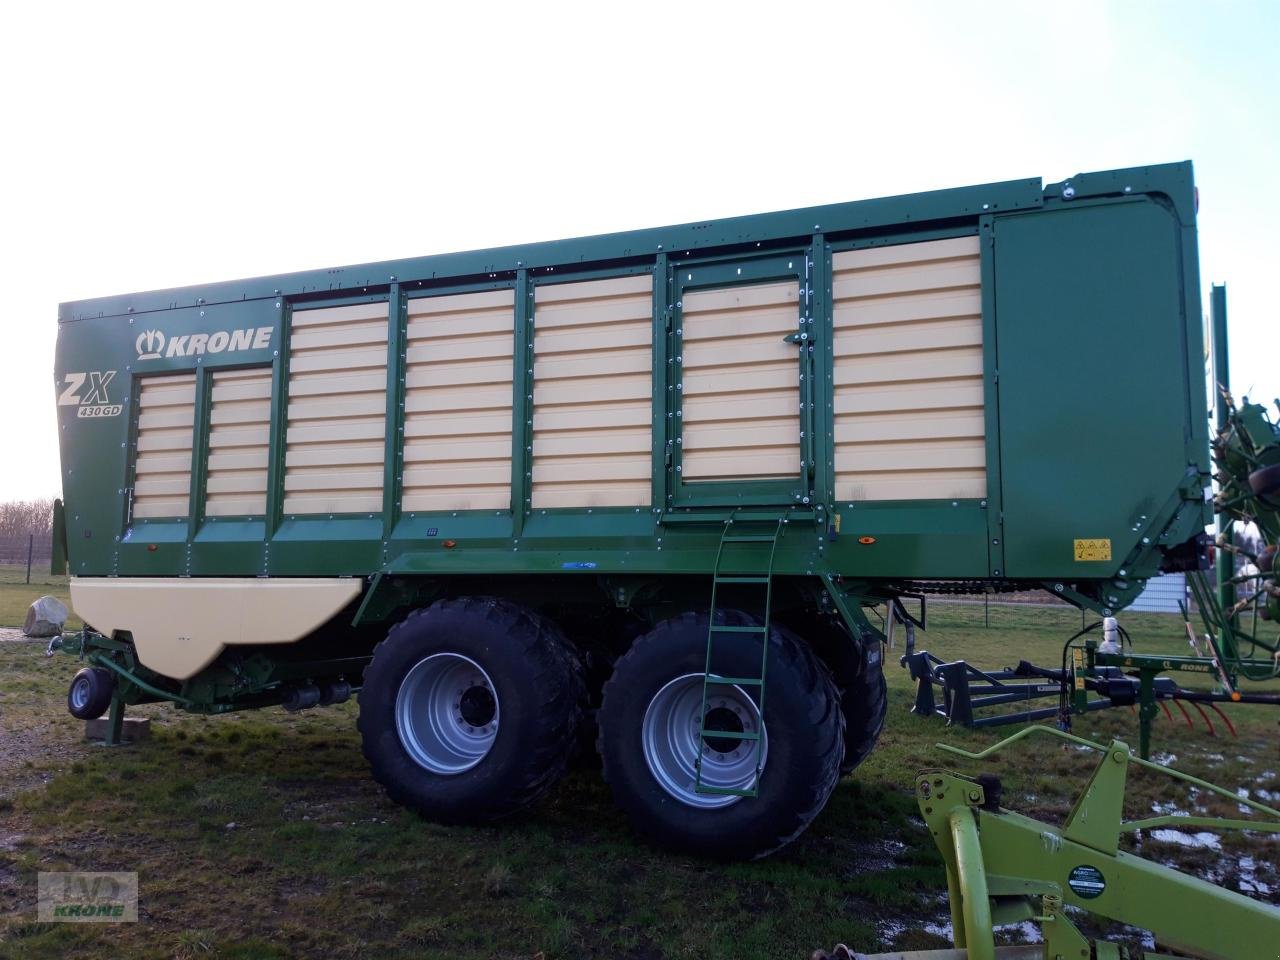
1238;856;1274;897
1148;828;1223;850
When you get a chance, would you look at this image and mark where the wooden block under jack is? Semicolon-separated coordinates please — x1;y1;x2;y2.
84;716;151;742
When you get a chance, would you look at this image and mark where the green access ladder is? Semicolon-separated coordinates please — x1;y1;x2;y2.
694;513;785;798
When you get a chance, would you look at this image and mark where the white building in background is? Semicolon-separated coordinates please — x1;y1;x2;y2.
1128;573;1190;614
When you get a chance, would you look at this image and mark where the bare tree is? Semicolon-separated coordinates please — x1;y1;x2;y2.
0;498;56;537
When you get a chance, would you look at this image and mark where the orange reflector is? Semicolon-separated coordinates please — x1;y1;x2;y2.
858;536;877;545
443;539;457;549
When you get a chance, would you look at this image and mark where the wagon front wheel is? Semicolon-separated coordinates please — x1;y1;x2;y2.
358;597;584;823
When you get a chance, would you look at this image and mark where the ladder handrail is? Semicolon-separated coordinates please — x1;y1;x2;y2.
695;511;785;797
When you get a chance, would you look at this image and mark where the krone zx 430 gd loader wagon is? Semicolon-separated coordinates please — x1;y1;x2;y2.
52;162;1209;858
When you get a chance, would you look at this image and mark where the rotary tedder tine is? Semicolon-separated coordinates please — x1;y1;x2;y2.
1188;699;1216;736
1208;702;1238;737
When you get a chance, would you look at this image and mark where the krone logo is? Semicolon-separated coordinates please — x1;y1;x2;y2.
133;326;272;360
136;330;165;360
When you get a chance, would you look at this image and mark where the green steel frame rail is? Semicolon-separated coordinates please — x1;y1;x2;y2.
57;627;371;743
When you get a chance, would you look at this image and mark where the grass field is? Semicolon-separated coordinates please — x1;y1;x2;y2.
0;602;1276;959
0;565;79;633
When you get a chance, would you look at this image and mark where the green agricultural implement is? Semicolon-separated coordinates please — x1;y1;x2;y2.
816;726;1280;960
51;161;1217;858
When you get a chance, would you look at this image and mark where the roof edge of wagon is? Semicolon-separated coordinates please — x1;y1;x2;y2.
58;160;1194;324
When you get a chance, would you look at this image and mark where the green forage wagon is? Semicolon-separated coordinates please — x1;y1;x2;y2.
52;162;1210;858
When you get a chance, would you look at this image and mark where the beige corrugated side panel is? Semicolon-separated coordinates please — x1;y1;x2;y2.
681;280;800;481
205;367;272;516
284;302;389;514
532;275;653;508
403;289;515;512
832;236;986;501
132;373;197;518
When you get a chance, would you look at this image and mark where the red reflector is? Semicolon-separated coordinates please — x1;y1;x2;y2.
858;536;877;545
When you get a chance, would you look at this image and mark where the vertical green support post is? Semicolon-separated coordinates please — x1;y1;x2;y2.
808;234;828;512
650;255;668;513
105;693;126;747
511;269;531;537
187;365;213;543
263;297;291;572
381;282;405;556
1211;283;1234;616
978;217;1004;577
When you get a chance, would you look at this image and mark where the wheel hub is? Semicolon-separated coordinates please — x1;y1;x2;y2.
641;673;767;809
395;653;500;775
70;677;91;712
458;685;496;728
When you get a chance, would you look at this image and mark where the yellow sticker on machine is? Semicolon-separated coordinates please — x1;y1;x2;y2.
1073;538;1112;562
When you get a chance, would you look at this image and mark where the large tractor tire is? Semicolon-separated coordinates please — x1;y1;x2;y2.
839;658;887;774
796;615;888;775
358;597;583;823
833;633;887;776
596;611;843;860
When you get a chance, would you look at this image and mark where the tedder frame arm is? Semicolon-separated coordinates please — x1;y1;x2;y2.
831;725;1280;960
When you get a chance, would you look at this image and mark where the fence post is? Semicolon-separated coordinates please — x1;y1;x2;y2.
26;533;34;585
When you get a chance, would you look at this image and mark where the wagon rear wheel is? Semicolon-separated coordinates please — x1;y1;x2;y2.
597;611;843;859
358;597;584;823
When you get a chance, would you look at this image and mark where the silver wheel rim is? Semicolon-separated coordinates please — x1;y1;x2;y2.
395;653;500;775
70;677;91;712
641;673;767;809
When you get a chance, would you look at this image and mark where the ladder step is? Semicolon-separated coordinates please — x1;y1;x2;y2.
708;625;768;633
698;728;761;742
694;784;760;798
715;576;770;584
705;675;764;686
721;535;777;543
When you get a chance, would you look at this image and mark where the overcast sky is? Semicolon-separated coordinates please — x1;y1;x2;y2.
2;0;1276;502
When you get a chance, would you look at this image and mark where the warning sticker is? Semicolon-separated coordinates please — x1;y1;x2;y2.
1067;864;1106;899
1073;538;1112;562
